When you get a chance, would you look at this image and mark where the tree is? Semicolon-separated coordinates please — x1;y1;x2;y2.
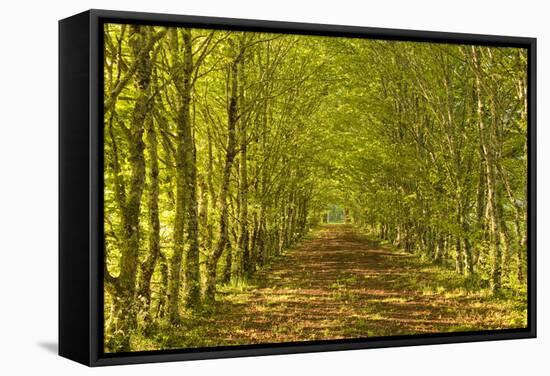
104;24;154;351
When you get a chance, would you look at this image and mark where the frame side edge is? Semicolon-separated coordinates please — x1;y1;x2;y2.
59;10;92;366
528;38;537;338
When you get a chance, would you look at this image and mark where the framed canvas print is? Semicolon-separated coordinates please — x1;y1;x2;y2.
59;9;536;366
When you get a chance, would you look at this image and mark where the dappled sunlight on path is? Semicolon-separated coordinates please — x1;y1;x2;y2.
159;225;525;349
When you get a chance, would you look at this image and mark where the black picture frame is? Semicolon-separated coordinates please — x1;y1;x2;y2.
59;9;537;367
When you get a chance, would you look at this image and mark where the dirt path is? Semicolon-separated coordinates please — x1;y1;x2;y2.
161;225;525;349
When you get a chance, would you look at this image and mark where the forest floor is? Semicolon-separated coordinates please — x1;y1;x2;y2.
143;225;527;350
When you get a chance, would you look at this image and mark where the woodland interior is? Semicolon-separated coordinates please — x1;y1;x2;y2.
102;23;529;353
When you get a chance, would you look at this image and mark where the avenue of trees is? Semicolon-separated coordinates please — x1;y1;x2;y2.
103;23;528;352
339;41;528;291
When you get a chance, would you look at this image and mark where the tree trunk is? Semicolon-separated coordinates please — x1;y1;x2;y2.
473;46;502;294
167;28;201;322
239;115;250;277
155;251;168;319
180;29;201;310
462;219;474;275
204;37;241;302
137;114;160;327
108;25;151;351
222;241;232;284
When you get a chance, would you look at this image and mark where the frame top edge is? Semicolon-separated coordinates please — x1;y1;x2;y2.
86;8;535;47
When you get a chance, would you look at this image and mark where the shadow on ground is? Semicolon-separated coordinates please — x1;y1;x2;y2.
136;225;527;350
37;341;58;354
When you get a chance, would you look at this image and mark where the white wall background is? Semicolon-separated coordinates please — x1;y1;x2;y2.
0;0;546;374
